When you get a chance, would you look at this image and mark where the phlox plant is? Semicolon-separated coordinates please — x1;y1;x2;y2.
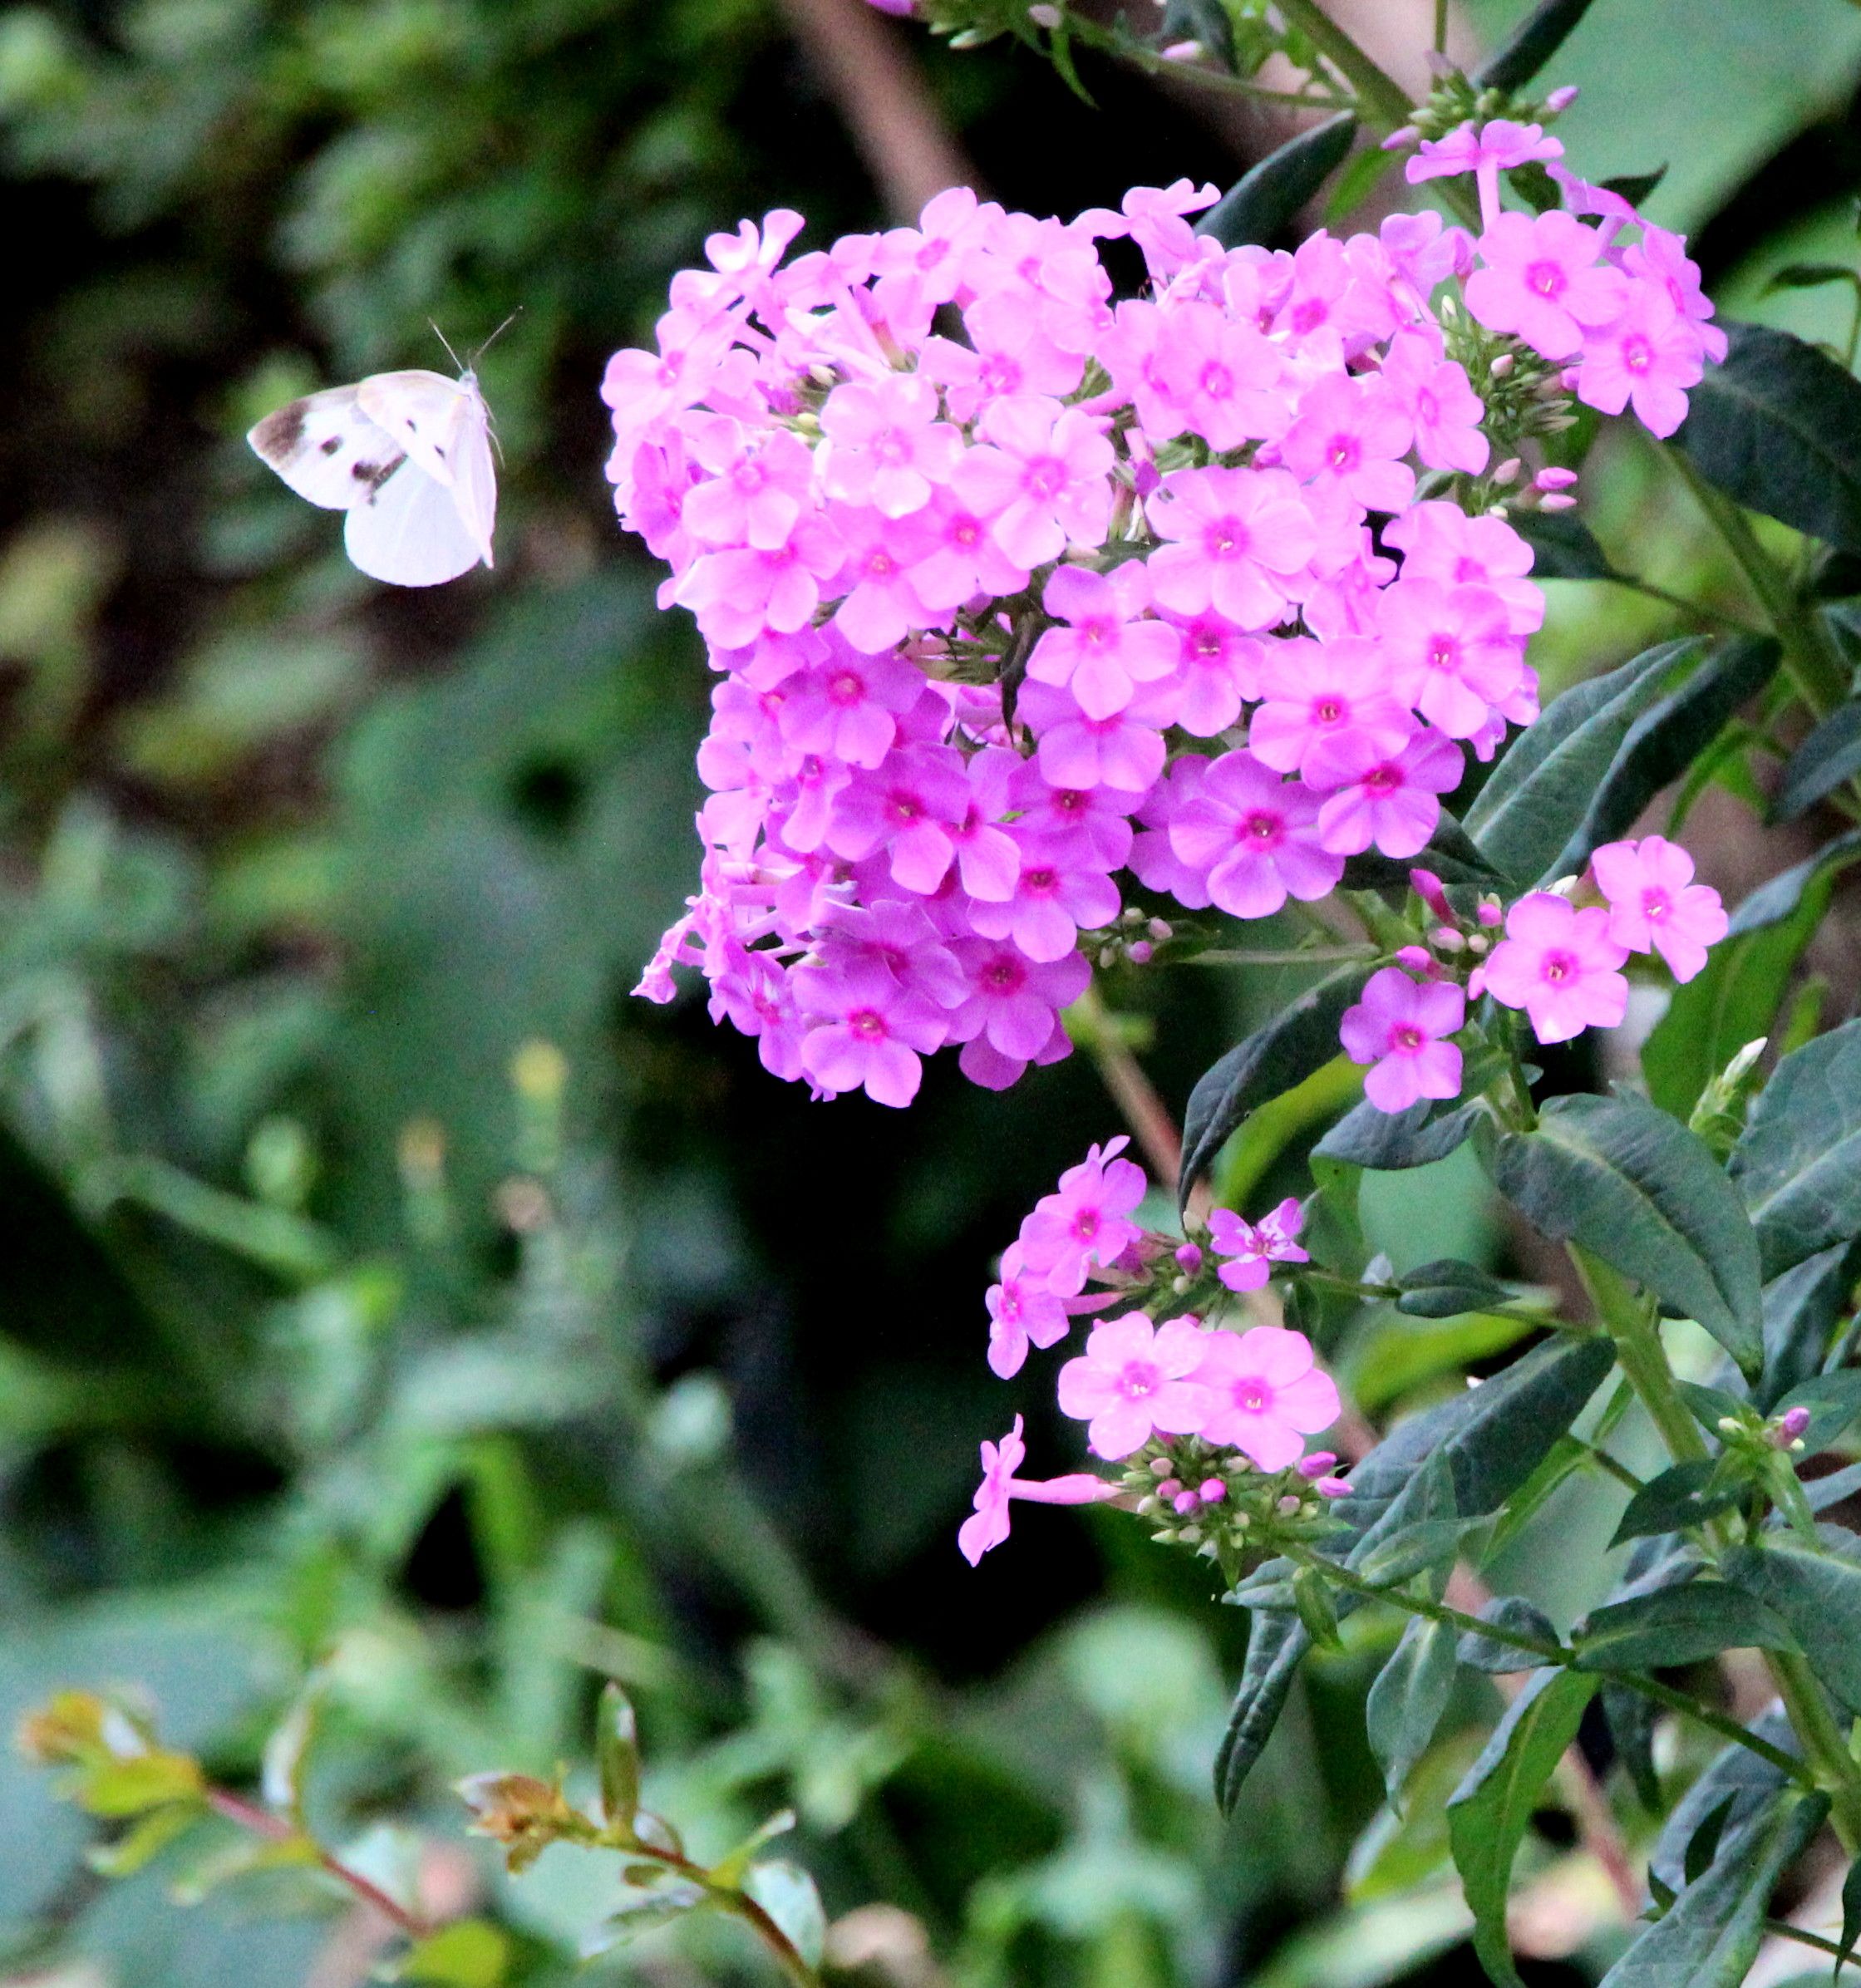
30;2;1861;1987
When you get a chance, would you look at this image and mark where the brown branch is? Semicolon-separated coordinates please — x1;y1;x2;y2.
205;1788;435;1941
772;0;979;217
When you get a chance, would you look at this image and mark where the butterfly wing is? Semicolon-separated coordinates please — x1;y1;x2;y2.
342;456;484;587
356;369;475;489
248;386;403;509
448;379;498;570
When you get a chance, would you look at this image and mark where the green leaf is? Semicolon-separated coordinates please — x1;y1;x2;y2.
1571;1581;1793;1670
1366;1615;1457;1799
1473;0;1598;88
1493;1093;1764;1375
1601;1681;1662;1809
1179;963;1371;1211
1598;1791;1828;1988
1198;112;1357;248
1765;262;1861;297
1674;320;1861;556
1356;1517;1477;1588
1509;506;1619;582
594;1681;641;1833
1446;1670;1599;1988
1292;1563;1344;1649
1216;1336;1608;1812
1465;637;1704;888
1600;165;1667;208
741;1859;827;1970
1340;812;1504;892
1393;1259;1515;1318
1455;1597;1561;1672
1313;1094;1483;1172
1758;1241;1859;1410
75;1751;206;1818
1643;840;1855;1116
1731;1018;1861;1277
1649;1709;1796;1895
397;1922;512;1988
1771;699;1861;824
710;1806;796;1888
580;1883;710;1958
1347;1309;1537;1415
1548;635;1781;881
1610;1460;1740;1544
1838;1853;1861;1980
1723;1541;1861;1711
1683;1793;1737;1886
84;1800;203;1877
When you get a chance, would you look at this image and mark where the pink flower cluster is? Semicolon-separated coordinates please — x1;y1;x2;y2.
1407;120;1722;438
609;161;1716;1106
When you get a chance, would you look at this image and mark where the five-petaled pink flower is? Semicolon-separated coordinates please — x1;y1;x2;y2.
958;1414;1121;1564
1340;967;1467;1113
985;1240;1073;1378
1190;1326;1340;1469
1206;1197;1309;1292
1019;1135;1149;1294
1057;1313;1213;1459
1027;563;1179;720
1591;834;1726;982
1465;210;1627;361
1480;890;1630;1043
1167;750;1345;919
1147;466;1317;632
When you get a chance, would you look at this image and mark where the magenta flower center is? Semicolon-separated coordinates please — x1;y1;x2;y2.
850;1007;888;1041
1026;458;1065;500
1426;633;1460;672
1242;810;1283;846
864;549;896;579
1417;388;1440;424
1200;361;1234;399
1207;517;1251;559
1081;617;1115;648
1395;1024;1425;1052
732;460;767;493
874;429;911;465
829;672;864;706
1237;1380;1273;1413
1024;866;1059;898
1115;1359;1159;1401
1073;1209;1100;1242
1526;258;1567;299
951;515;981;548
1290;298;1327;335
1623;334;1652;375
889;793;922;822
1643;887;1671;922
1364;765;1400;795
1327;433;1360;472
984;955;1027;993
1541;948;1576;983
1314;697;1343;724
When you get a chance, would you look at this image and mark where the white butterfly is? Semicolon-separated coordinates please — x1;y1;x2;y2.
248;365;496;587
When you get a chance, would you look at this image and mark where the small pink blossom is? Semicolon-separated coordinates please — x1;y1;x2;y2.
1380;330;1490;475
953;395;1115;568
1574;287;1704;440
1378;578;1527;739
1591;834;1726;982
1482;891;1630;1043
1248;635;1414;782
1167;750;1345;919
1056;1313;1213;1459
958;1415;1120;1565
1339;968;1466;1113
1027;563;1179;720
1465;210;1627;361
1280;374;1415;514
820;372;963;516
800;965;950;1106
948;939;1090;1065
1019;1135;1149;1295
986;1240;1072;1378
1190;1325;1340;1469
1147;466;1318;632
1306;726;1464;859
1205;1198;1309;1293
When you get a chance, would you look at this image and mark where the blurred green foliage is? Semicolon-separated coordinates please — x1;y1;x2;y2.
0;0;1858;1984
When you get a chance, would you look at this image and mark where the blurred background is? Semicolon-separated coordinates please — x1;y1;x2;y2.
1;1;1860;1983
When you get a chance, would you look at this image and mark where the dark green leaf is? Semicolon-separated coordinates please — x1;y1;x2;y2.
1472;0;1597;88
1674;321;1861;556
1159;0;1235;71
1355;1516;1476;1587
1650;1710;1796;1895
1611;1460;1740;1544
1393;1258;1515;1318
1598;1791;1827;1988
1214;1612;1311;1814
1600;165;1667;208
1493;1093;1764;1375
1340;812;1504;891
1510;506;1620;581
1446;1670;1599;1988
1198;112;1357;249
1179;963;1370;1211
1465;637;1703;888
1758;1242;1859;1410
1601;1682;1662;1809
1839;1853;1861;1980
1726;829;1861;937
1683;1792;1737;1887
398;1921;511;1988
1731;1018;1861;1278
1723;1540;1861;1710
1366;1614;1457;1799
1312;1093;1483;1171
1455;1596;1560;1672
1292;1563;1343;1649
1809;1459;1861;1512
1571;1581;1793;1670
1764;263;1861;298
1771;701;1861;824
1549;635;1781;880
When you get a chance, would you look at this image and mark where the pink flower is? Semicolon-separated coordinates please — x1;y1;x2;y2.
1573;287;1704;440
1019;1135;1148;1294
1147;466;1318;632
1306;726;1464;858
1167;750;1345;920
1591;834;1726;982
1380;330;1489;475
681;421;816;549
969;832;1120;962
1156;614;1266;737
1248;635;1414;782
800;964;950;1106
781;642;924;768
1378;578;1527;739
904;487;1033;608
820;373;963;516
947;939;1090;1065
1407;119;1563;229
1280;374;1415;514
830;504;944;652
1628;225;1726;362
1205;1198;1308;1293
826;744;970;893
1027;563;1179;720
1191;1326;1339;1469
953;395;1114;568
1481;891;1629;1043
1056;1313;1213;1459
957;1415;1120;1565
1155;300;1284;451
1339;968;1466;1113
1019;678;1171;795
1465;210;1627;362
986;1240;1073;1378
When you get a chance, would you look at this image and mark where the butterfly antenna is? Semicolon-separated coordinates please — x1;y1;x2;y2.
471;308;524;367
429;321;465;372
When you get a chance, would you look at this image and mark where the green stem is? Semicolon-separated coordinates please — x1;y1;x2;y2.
1269;0;1412;125
1764;1918;1861;1970
1056;12;1347;107
1610;1673;1811;1786
1769;1647;1861;1854
1189;944;1380;967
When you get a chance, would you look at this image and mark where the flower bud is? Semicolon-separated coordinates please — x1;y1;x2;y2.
1317;1477;1351;1498
1476;897;1504;928
1395;944;1435;976
1493;457;1522;485
1158;1478;1183;1499
1175;1242;1204;1272
1489;352;1515;379
1277;1494;1302;1517
1381;125;1421;150
1150;1455;1175;1477
1147;918;1173;942
1538;492;1578;511
1178;1523;1203;1543
1128;940;1153;964
1536;466;1579;491
1432;925;1466;953
1545;85;1580;111
1296;1452;1338;1479
1172;1490;1200;1516
1198;1478;1226;1503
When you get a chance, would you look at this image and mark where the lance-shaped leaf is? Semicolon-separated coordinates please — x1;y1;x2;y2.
1493;1094;1763;1375
1447;1670;1599;1988
1393;1259;1515;1319
1313;1093;1483;1172
1650;1710;1797;1894
1473;0;1598;88
1548;635;1780;882
1570;1581;1793;1671
595;1683;641;1833
1771;698;1861;824
1465;638;1702;888
1730;1018;1861;1279
1366;1615;1457;1799
1509;506;1618;581
1599;1790;1828;1988
1456;1597;1561;1673
1722;1540;1861;1711
1610;1460;1740;1545
1757;1239;1860;1410
1215;1335;1609;1812
1179;964;1369;1211
1674;320;1861;555
1199;112;1357;249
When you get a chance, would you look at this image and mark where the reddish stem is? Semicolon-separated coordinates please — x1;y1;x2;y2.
204;1788;433;1941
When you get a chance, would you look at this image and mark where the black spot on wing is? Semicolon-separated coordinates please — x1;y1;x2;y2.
251;401;308;458
354;455;408;500
318;435;341;455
